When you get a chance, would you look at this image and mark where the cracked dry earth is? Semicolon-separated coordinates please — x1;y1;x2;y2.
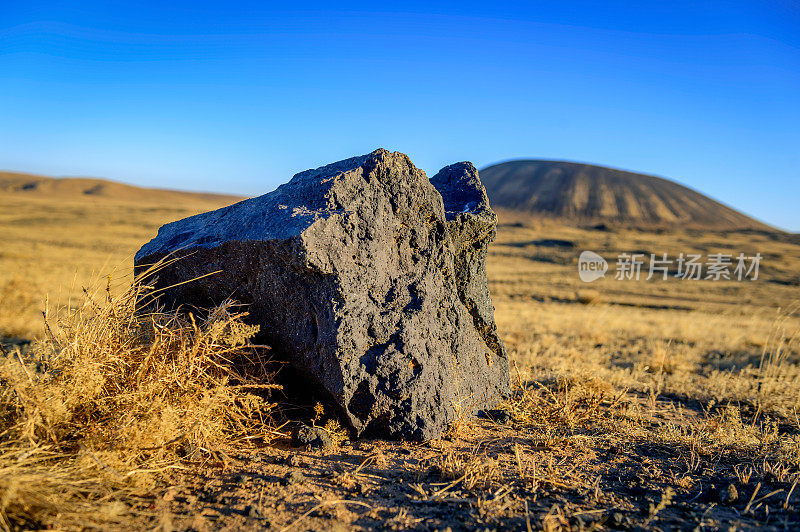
130;403;800;532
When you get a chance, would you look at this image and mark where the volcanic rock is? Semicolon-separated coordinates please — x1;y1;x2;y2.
292;424;333;450
135;149;509;440
430;163;508;375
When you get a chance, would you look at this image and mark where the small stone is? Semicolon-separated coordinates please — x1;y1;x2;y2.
477;408;511;424
292;423;333;450
219;496;234;506
720;483;738;503
245;505;262;518
283;470;305;486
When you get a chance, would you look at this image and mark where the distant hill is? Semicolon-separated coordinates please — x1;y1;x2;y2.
479;160;774;231
0;171;242;205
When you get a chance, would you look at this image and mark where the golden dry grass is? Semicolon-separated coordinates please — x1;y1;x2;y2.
482;216;800;529
0;270;280;530
490;218;800;420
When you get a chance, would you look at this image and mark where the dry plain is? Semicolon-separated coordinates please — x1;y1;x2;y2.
0;179;799;530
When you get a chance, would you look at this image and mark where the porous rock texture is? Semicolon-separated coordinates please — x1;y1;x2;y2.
430;163;508;369
135;149;509;440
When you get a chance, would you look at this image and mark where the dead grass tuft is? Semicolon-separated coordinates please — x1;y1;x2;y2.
0;270;280;529
755;302;800;418
504;372;621;431
430;448;499;492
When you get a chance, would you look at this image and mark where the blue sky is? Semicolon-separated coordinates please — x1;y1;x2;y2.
1;1;799;230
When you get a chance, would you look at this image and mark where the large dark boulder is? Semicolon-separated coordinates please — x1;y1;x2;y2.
135;149;509;440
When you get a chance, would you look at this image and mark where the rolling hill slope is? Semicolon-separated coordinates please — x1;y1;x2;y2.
0;171;241;204
479;160;774;231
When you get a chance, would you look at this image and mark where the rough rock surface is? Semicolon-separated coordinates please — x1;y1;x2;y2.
430;163;508;373
291;424;333;450
135;149;509;440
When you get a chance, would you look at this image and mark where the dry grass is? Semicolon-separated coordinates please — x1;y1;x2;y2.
0;278;40;340
0;269;280;530
482;220;800;528
429;448;500;492
497;301;800;422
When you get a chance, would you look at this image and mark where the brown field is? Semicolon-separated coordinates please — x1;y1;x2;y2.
0;176;241;340
1;183;799;530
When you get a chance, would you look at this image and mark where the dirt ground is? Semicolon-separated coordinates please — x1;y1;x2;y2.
112;402;799;531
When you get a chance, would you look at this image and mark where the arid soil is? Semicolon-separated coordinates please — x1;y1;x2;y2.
114;397;799;531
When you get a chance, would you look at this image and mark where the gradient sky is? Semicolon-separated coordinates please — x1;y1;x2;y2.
2;1;799;230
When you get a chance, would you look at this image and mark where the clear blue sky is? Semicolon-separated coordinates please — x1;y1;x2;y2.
2;1;799;230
